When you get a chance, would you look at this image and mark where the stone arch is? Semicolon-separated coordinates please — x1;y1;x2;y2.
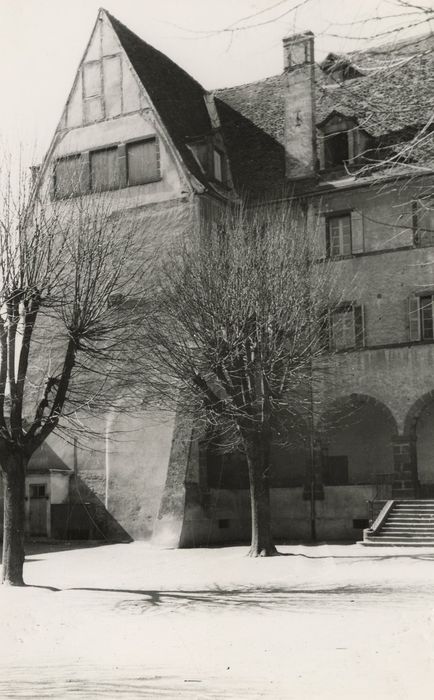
316;393;398;486
317;393;399;437
403;391;434;494
403;390;434;438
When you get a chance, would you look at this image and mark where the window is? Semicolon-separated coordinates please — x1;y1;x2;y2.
414;200;434;247
90;147;120;192
324;131;349;168
29;483;47;499
327;213;352;257
54;155;86;199
127;139;159;185
329;303;365;350
53;139;162;198
409;294;434;341
353;519;369;529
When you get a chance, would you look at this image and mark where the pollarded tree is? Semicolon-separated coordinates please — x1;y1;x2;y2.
143;203;343;557
0;161;149;585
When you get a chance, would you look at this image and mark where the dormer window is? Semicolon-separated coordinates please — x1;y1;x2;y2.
318;113;367;172
325;131;349;168
321;53;364;83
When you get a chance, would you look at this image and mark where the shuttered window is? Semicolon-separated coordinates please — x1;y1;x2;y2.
408;294;434;341
90;147;120;192
329;303;365;350
421;296;434;339
127;139;160;186
414;199;434;247
324;210;364;258
54;155;86;199
327;214;352;257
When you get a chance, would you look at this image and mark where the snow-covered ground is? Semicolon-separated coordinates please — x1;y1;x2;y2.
1;541;434;699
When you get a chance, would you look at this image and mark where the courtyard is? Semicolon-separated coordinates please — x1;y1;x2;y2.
0;541;433;698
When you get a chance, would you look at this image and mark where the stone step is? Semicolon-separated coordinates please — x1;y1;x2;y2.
367;535;434;545
379;525;434;535
394;508;434;511
393;508;434;512
386;515;434;520
360;540;434;547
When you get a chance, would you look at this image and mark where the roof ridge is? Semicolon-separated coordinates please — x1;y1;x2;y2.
215;73;284;95
104;9;207;94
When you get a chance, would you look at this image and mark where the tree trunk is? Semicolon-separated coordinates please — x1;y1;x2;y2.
2;454;27;586
244;431;278;557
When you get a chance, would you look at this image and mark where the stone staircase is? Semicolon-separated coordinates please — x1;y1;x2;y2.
362;500;434;546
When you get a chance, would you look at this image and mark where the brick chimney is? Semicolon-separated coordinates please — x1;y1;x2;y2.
283;31;317;179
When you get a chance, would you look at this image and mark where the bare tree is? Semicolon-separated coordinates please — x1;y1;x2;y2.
0;160;149;586
143;203;343;557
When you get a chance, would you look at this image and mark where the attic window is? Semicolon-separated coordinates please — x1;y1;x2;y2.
213;148;228;184
321;53;363;82
213;148;223;181
325;131;349;168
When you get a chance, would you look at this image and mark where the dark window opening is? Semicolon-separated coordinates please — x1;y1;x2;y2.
324;131;349;168
218;519;230;529
30;483;47;499
353;519;369;529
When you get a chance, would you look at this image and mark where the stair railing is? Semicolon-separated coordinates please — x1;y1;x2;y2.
367;472;394;524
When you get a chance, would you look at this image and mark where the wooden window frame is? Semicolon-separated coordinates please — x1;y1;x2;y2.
326;212;352;258
409;292;434;342
413;199;434;248
329;302;365;350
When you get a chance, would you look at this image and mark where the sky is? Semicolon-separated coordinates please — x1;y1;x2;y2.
0;0;433;162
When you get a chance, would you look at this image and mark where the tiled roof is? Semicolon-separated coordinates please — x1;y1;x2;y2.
216;32;434;192
316;33;434;137
107;10;433;195
107;12;213;188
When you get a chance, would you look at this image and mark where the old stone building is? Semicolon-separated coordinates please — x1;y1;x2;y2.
8;9;434;544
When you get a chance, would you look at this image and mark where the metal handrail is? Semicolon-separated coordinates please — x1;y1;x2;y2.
367;472;394;524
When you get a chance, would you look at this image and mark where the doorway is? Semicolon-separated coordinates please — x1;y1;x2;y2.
28;482;48;536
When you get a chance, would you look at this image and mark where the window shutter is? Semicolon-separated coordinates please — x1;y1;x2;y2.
320;215;329;259
408;296;421;341
318;134;325;171
127;139;159;185
117;144;127;188
80;152;90;193
351;210;364;254
348;128;359;163
353;303;365;348
90;147;120;191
